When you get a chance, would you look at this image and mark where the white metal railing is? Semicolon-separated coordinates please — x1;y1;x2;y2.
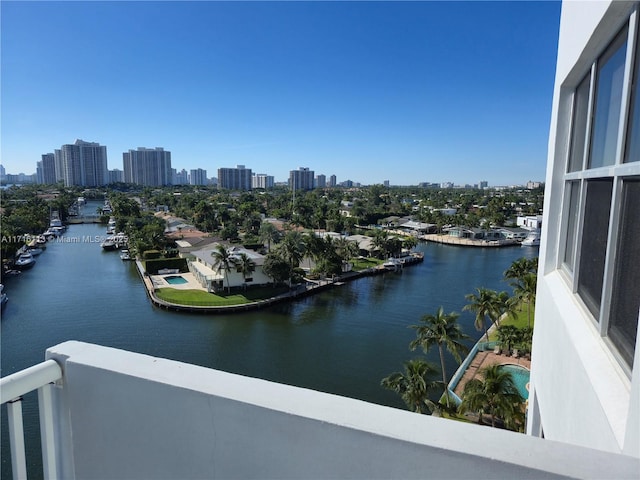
1;359;63;480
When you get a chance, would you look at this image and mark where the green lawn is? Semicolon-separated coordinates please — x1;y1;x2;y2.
351;257;384;271
489;302;535;341
155;285;289;307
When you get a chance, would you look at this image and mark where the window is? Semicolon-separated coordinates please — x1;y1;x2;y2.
608;179;640;365
562;181;581;271
563;17;640;369
568;74;591;172
589;29;627;169
577;179;613;318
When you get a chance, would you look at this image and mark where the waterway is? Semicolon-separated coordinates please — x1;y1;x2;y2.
1;208;537;477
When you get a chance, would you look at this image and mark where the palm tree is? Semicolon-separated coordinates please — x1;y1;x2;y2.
259;222;279;251
504;257;538;287
381;359;442;414
233;252;256;285
371;229;389;258
278;231;305;286
496;325;521;353
458;364;525;429
403;235;418;252
210;244;232;293
513;273;537;327
494;290;518;328
409;306;470;408
464;288;499;341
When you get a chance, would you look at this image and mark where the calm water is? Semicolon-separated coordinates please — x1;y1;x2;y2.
1;210;537;476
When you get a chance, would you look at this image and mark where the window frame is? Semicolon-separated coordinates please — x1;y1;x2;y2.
558;7;640;374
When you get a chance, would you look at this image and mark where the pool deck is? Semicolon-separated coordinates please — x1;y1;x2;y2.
453;350;531;399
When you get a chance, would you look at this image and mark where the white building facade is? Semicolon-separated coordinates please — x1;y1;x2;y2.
528;0;639;458
187;245;271;292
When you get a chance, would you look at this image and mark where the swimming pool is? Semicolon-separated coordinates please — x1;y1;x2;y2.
499;364;530;400
164;275;188;285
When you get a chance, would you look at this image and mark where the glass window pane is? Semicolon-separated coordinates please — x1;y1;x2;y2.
624;31;640;163
569;74;591;172
563;181;580;270
608;179;640;366
589;30;628;169
577;179;613;318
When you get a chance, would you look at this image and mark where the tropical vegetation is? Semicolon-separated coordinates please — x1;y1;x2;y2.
458;364;526;431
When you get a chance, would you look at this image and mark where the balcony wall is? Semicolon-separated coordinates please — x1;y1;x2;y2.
45;341;638;479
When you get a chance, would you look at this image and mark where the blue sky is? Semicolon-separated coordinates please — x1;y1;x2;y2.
1;1;561;186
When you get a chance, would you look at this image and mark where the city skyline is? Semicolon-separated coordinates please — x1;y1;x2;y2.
1;1;561;186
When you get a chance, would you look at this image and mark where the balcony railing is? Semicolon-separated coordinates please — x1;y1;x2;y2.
1;341;638;480
1;359;62;480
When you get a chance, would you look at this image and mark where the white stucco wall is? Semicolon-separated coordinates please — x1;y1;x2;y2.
531;0;639;458
42;341;638;480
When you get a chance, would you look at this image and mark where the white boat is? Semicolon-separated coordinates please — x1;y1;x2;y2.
382;258;403;271
120;249;131;261
15;252;36;270
27;247;43;256
102;232;128;251
521;230;541;247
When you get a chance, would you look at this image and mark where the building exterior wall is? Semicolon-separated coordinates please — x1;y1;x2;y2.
218;165;252;190
529;0;639;458
252;173;274;189
289;167;315;191
60;140;108;187
41;153;57;184
123;147;172;186
189;168;207;185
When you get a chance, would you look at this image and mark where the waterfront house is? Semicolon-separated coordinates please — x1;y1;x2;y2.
497;227;529;241
1;2;637;478
187;244;271;292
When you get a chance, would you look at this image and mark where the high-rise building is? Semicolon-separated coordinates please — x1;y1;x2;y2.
123;147;172;186
479;180;488;189
329;175;337;187
252;173;274;189
289;167;314;191
218;165;252;191
528;0;639;456
109;169;124;184
172;168;189;185
38;153;57;184
316;174;326;188
190;169;208;186
59;140;109;187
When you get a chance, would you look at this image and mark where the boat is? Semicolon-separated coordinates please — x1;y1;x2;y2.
15;252;36;270
1;284;7;309
120;250;132;261
101;237;117;251
27;247;43;256
521;230;541;247
101;233;128;251
382;258;403;271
